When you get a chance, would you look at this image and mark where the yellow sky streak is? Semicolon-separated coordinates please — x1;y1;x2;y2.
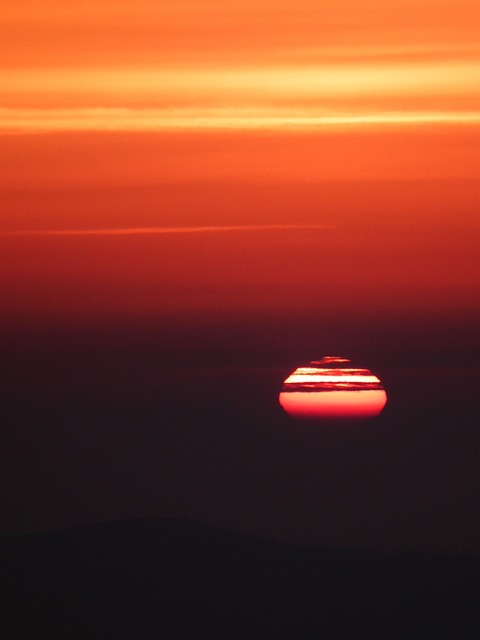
2;61;479;100
2;58;479;132
1;107;480;133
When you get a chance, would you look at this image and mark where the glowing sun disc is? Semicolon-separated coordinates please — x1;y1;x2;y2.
279;356;387;420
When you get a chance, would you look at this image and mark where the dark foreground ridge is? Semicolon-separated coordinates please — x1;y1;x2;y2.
1;518;480;638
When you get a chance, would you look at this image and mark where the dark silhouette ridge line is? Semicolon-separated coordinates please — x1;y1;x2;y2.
2;517;480;637
1;516;479;559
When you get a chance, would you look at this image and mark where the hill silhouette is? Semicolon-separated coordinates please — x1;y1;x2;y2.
2;518;479;638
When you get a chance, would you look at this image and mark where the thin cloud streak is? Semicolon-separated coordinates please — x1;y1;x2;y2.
0;224;335;237
2;107;480;133
3;61;480;97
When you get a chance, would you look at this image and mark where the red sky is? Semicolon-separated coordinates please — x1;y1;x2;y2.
1;0;479;324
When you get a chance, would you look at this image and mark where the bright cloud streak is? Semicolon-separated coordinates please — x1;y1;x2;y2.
2;56;479;133
2;107;480;133
2;61;480;98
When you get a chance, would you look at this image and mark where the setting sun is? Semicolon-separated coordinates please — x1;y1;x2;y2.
279;358;387;420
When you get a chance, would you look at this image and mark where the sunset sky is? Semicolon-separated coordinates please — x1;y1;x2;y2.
1;0;480;322
1;1;479;550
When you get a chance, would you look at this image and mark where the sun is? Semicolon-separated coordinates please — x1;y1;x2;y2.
279;356;387;420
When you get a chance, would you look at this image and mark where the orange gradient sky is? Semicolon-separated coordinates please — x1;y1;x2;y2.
1;0;479;323
2;0;480;127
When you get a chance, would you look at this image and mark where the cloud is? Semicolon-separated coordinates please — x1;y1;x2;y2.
2;107;480;134
0;224;334;237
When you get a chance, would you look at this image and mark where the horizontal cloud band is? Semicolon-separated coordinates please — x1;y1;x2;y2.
2;108;480;133
0;224;334;237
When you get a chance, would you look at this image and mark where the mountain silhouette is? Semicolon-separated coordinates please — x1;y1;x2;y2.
2;518;479;638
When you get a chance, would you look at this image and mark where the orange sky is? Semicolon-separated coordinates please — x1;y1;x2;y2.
1;0;479;323
2;0;480;124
